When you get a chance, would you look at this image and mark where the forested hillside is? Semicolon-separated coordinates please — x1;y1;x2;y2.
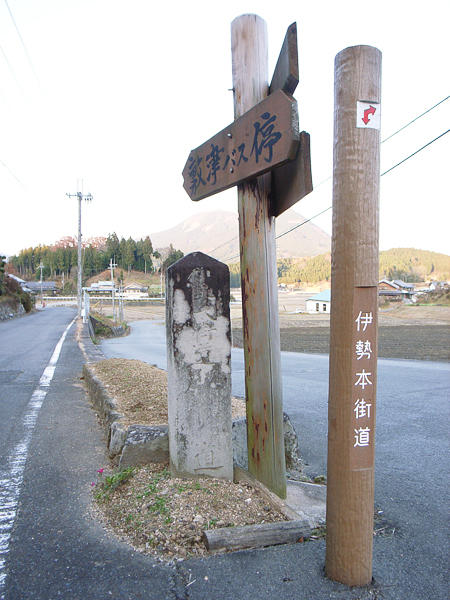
229;248;450;286
378;248;450;282
8;235;449;288
8;234;183;282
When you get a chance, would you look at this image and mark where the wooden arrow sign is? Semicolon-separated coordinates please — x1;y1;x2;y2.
269;22;313;217
182;89;300;202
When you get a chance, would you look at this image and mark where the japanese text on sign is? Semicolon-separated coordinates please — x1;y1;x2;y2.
350;288;377;469
187;111;282;197
182;89;300;202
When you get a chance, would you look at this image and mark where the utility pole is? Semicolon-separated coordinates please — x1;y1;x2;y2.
108;258;117;321
38;261;44;307
66;180;93;318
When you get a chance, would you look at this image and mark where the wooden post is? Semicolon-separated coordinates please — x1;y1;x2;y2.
231;15;286;499
325;45;382;586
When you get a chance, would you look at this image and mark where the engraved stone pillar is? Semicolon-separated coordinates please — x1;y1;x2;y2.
166;252;233;480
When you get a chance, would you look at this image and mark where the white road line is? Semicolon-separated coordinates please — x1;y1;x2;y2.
0;318;76;597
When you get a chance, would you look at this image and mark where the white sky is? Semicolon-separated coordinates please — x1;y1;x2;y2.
0;0;449;257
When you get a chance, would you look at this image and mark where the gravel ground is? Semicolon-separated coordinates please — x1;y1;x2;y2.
92;463;289;564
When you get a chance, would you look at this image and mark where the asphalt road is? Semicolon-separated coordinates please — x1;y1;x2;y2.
0;310;449;599
0;310;179;599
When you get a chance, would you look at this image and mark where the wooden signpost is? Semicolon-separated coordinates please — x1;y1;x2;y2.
325;45;381;586
181;16;382;587
182;15;312;499
182;89;300;202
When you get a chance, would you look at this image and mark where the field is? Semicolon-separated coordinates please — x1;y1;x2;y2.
97;300;449;362
233;304;450;362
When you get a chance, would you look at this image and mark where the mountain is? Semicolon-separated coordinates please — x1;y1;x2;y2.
148;209;330;262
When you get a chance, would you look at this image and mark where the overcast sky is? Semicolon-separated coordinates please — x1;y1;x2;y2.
1;0;449;257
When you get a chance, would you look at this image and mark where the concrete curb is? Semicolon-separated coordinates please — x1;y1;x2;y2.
82;362;303;473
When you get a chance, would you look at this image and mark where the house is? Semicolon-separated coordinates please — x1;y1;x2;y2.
87;281;117;293
392;280;415;294
122;283;148;299
428;281;449;292
378;279;402;299
25;281;56;294
305;290;331;314
7;274;26;285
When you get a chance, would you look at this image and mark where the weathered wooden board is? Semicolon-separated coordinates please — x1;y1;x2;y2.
270;130;313;217
182;89;299;202
202;519;311;552
269;22;299;95
269;22;313;217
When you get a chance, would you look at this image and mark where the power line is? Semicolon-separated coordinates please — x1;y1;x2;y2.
0;158;39;201
301;94;449;192
0;44;37;118
3;0;56;125
381;95;449;144
275;206;332;240
381;129;449;176
221;126;449;262
209;235;239;254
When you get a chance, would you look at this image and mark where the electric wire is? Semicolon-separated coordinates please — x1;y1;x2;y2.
3;0;57;125
381;129;449;177
381;96;449;143
0;158;38;201
0;44;37;118
220;126;449;263
308;94;449;191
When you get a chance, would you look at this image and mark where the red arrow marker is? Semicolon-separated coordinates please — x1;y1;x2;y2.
362;105;377;125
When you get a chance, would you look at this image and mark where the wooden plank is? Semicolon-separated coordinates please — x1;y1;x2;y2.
231;14;287;500
269;22;299;95
269;22;312;216
202;519;311;552
234;466;298;520
182;89;299;202
270;130;313;217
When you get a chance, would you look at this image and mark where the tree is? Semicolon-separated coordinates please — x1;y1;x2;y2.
137;236;154;273
163;244;184;270
124;238;136;276
106;232;120;263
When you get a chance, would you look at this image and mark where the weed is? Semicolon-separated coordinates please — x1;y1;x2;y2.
137;468;170;499
149;496;167;513
206;518;218;530
104;468;134;492
95;467;134;502
310;526;326;539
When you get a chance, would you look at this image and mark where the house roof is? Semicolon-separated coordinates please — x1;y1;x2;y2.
392;280;414;289
306;290;331;302
91;281;114;288
7;274;26;284
26;281;56;290
123;283;148;291
379;279;400;289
